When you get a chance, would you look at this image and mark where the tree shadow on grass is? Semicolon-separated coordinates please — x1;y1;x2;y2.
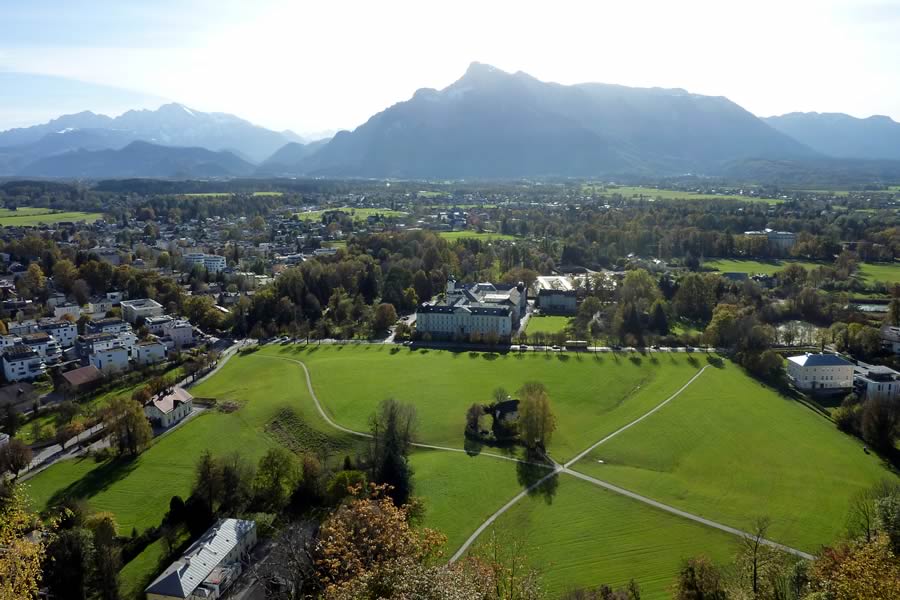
389;346;401;355
628;355;642;366
687;355;700;368
464;435;483;457
46;456;140;510
482;353;500;361
706;355;724;368
517;449;558;504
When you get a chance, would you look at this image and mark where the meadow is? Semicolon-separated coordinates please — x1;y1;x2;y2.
478;475;739;599
25;344;899;598
292;344;705;462
296;207;408;222
0;207;101;226
524;314;572;335
705;258;900;283
585;185;782;204
437;230;518;242
571;362;894;552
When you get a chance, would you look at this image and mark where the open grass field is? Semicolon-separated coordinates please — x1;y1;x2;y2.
26;344;900;598
476;475;738;599
409;449;527;553
0;207;101;226
585;185;782;204
705;258;900;283
525;315;571;335
437;230;517;242
284;344;705;462
572;362;895;552
26;356;360;531
296;207;408;222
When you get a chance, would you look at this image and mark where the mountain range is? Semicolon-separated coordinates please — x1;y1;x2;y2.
2;63;900;180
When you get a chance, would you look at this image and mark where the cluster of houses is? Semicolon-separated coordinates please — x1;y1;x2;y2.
1;296;196;384
787;351;900;402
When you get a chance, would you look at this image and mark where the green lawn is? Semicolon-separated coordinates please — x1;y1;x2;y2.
705;258;900;283
0;207;101;226
409;449;529;554
572;362;896;553
297;207;408;222
284;344;704;463
476;474;738;599
586;185;782;204
26;356;360;531
437;230;518;242
525;315;572;335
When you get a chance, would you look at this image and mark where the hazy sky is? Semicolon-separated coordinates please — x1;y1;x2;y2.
2;0;900;136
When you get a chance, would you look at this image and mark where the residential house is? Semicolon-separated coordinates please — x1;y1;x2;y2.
59;365;104;398
135;339;167;366
38;319;78;348
881;325;900;354
537;289;578;314
86;317;132;336
184;252;227;274
89;345;129;374
786;353;854;391
144;519;257;600
121;298;164;323
854;365;900;401
143;387;192;428
2;345;45;382
145;315;175;336
53;303;82;320
20;332;62;364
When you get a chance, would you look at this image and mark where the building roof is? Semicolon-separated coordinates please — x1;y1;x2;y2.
121;298;163;309
61;365;104;388
149;387;193;414
144;519;255;599
787;353;852;368
2;344;39;360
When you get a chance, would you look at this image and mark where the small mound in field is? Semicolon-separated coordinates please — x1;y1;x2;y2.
265;407;353;455
218;401;241;413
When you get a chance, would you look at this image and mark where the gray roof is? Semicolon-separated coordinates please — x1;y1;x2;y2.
145;518;255;598
787;353;852;367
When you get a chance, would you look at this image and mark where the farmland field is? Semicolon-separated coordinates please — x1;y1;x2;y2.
525;314;571;335
0;207;101;226
705;258;900;283
477;475;738;599
296;207;407;221
571;362;893;552
585;185;782;204
437;230;517;241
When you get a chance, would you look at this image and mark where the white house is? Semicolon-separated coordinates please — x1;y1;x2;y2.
7;320;38;336
854;365;900;402
143;387;192;428
121;298;164;323
2;345;45;382
89;345;130;374
144;519;257;600
184;252;227;274
86;317;132;335
881;325;900;355
786;353;854;391
20;332;62;364
165;320;194;348
145;315;175;336
53;303;82;321
87;296;116;318
135;339;167;366
38;319;78;348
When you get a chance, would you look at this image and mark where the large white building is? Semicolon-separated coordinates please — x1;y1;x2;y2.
121;298;164;323
89;345;130;374
787;353;854;391
416;278;527;342
145;519;257;600
743;229;797;253
184;253;227;274
38;319;78;348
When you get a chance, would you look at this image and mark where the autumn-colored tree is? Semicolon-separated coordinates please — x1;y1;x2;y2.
672;556;727;600
315;484;445;594
0;483;51;599
0;438;33;479
103;396;153;456
517;382;557;450
808;533;900;599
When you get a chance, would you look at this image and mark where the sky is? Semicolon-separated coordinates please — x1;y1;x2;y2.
1;0;900;136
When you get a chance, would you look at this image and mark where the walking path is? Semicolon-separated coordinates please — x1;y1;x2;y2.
263;353;816;564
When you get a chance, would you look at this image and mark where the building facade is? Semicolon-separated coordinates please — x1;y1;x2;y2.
2;345;45;382
854;365;900;402
121;298;164;323
184;253;227;274
787;353;854;391
415;278;526;342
